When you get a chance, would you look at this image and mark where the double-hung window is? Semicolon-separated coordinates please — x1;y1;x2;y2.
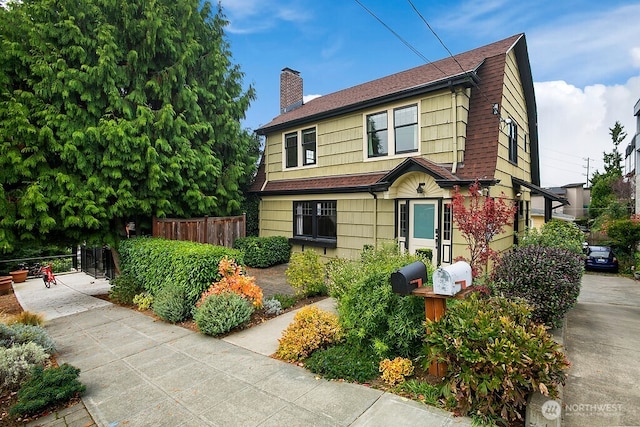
284;127;316;168
302;128;316;165
394;105;418;153
508;120;518;164
367;112;388;157
366;104;418;158
293;201;337;245
285;132;298;168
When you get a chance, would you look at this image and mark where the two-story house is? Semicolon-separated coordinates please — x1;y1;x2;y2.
250;33;560;265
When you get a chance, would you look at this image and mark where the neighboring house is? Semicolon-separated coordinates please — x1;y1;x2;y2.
626;97;640;214
250;33;562;265
530;184;586;229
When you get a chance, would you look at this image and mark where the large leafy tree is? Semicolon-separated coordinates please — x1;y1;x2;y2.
0;0;258;252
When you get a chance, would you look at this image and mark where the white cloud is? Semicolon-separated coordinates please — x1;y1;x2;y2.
536;75;640;187
219;1;310;34
303;94;321;103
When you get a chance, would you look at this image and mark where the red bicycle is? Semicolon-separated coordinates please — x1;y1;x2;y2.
41;264;57;288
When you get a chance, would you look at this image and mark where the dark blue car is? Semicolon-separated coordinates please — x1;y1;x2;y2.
584;245;619;273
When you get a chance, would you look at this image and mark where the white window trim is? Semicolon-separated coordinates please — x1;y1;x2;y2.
282;126;318;170
362;102;420;162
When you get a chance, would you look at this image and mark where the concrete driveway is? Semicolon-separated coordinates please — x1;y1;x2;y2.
563;273;640;426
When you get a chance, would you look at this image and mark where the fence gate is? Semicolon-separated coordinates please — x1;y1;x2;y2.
80;246;115;279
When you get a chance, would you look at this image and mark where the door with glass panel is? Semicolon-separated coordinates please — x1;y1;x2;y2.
407;200;438;262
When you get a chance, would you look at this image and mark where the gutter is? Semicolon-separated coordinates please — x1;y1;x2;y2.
368;187;379;245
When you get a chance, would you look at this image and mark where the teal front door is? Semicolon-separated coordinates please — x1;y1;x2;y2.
408;200;438;261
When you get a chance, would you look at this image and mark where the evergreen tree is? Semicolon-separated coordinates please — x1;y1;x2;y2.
0;0;258;252
589;122;628;221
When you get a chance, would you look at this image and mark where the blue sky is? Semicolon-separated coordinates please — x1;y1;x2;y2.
220;0;640;187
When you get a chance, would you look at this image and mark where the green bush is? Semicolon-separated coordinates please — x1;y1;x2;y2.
118;237;242;305
415;248;433;264
152;285;191;323
108;273;145;305
193;292;254;336
519;219;585;255
233;236;291;267
490;245;583;328
424;294;570;426
0;342;49;391
325;257;362;299
0;323;56;353
271;293;298;310
336;245;427;358
285;250;326;297
605;218;640;257
10;364;85;417
305;343;380;383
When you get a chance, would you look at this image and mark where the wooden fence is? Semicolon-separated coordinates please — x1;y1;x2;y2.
152;214;246;248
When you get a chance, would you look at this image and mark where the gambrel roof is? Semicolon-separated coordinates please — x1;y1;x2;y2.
252;33;539;194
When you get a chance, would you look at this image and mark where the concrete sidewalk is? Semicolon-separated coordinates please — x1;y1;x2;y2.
14;273;472;427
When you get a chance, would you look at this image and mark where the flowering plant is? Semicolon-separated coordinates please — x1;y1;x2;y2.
198;257;263;308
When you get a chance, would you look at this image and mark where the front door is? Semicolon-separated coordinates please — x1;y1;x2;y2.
407;200;438;261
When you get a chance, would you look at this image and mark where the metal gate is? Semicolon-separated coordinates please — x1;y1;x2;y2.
80;246;115;279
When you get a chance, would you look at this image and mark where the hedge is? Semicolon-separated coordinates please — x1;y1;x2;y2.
117;237;242;305
232;236;291;267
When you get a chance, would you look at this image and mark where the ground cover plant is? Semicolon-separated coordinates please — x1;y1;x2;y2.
9;364;85;418
305;343;379;383
0;294;85;425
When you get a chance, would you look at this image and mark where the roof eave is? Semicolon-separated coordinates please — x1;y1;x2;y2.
249;182;390;196
256;72;479;136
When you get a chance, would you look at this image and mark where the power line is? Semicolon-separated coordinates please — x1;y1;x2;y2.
405;0;494;109
353;0;447;76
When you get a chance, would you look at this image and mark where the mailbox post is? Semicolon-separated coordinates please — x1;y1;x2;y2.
390;261;474;378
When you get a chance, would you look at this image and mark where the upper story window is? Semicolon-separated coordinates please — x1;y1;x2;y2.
285;127;316;168
508;120;518;164
366;104;418;158
394;105;418;153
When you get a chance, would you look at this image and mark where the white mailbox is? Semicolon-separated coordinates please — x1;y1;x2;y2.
432;261;472;296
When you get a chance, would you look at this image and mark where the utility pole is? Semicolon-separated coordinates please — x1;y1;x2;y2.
583;157;594;187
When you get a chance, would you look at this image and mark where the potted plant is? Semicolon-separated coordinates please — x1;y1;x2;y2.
10;269;29;283
0;276;13;294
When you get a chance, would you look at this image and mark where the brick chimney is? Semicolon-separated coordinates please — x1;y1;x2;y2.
280;68;303;114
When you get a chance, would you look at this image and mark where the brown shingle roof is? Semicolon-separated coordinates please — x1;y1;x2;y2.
257;34;523;134
254;171;388;195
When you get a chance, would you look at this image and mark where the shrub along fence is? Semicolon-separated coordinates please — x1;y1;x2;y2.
152;215;246;248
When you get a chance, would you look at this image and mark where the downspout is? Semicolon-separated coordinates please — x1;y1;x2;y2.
368;188;378;246
451;88;458;174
